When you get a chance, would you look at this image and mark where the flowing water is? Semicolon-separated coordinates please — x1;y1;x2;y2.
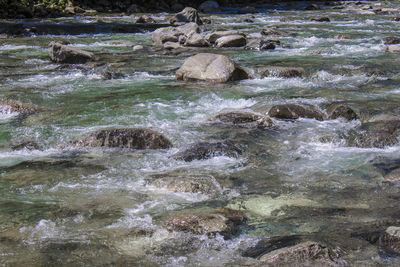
1;1;400;266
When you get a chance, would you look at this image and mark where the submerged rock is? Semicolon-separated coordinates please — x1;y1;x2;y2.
215;34;246;48
170;7;202;25
258;241;339;266
208;109;274;128
175;53;248;83
345;130;398;148
0;100;39;115
150;174;220;195
268;104;324;121
173;141;242;162
326;103;358;121
74;128;172;149
49;41;97;64
258;66;304;78
379;226;400;253
242;235;302;258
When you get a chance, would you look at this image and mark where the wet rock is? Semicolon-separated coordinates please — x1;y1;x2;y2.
216;207;247;225
242;235;302;258
10;140;40;151
199;1;220;13
0;100;39;115
132;45;145;51
268;104;324;121
326;102;358;121
163;41;182;50
379;226;400;253
384;168;400;182
245;38;278;50
206;30;245;43
152;23;199;46
184;33;209;47
150;174;220;195
74;128;172;149
258;66;304;78
170;7;202;25
260;27;286;36
173;141;242;162
49;41;97;64
387;44;400;53
311;17;331;22
306;4;321;10
163;211;241;237
384;37;400;45
208;109;274;128
135;15;156;23
215;34;246;48
238;6;258;14
258;241;339;266
393;17;400;22
176;53;249;83
335;34;351;39
345;130;398;148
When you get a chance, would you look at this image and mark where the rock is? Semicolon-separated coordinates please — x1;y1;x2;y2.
384;168;400;182
74;128;172;149
150;174;220;195
173;141;242;162
326;103;358;121
132;45;145;51
170;7;202;25
135;15;156;23
345;130;398;148
393;17;400;22
384;37;400;45
305;4;320;10
10;140;40;150
175;53;249;83
379;226;400;253
242;235;302;258
184;33;209;47
260;27;286;36
208;109;274;128
49;41;96;64
0;100;39;115
176;23;200;37
311;17;331;22
258;66;304;78
163;211;242;237
205;30;245;43
215;34;246;48
268;104;324;121
199;0;220;13
84;9;97;16
258;241;339;266
126;4;143;14
238;6;258;14
335;34;351;39
245;38;278;50
163;41;182;50
152;23;199;46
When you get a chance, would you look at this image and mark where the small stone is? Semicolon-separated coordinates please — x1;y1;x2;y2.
326;103;358;121
173;141;242;162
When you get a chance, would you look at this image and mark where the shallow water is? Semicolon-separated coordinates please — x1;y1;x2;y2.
1;1;400;266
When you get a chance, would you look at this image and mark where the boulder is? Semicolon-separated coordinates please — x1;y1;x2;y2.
198;0;220;13
242;235;302;258
152;23;199;46
261;27;286;36
379;226;400;253
163;41;182;50
184;33;209;47
258;241;338;266
208;109;274;128
173;141;242;162
0;100;39;115
163;211;243;237
326;103;358;121
170;7;202;25
387;44;400;53
268;104;324;121
150;174;220;195
74;128;172;149
215;34;247;48
345;130;398;148
135;15;156;23
383;37;400;45
245;38;278;50
175;53;249;83
49;42;96;64
311;17;331;22
206;30;245;43
258;66;304;78
305;4;321;10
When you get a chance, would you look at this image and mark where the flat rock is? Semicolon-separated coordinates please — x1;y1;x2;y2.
268;104;324;121
173;141;242;162
176;53;248;83
215;34;246;48
205;30;245;43
49;41;96;64
208;109;274;128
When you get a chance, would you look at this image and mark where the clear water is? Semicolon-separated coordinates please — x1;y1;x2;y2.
2;1;400;265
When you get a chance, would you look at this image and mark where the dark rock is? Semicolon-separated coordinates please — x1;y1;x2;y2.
74;128;172;149
268;104;324;121
261;27;286;36
150;174;220;195
379;226;400;253
238;6;258;14
170;7;202;25
311;17;331;22
326;103;358;121
136;15;156;24
305;4;321;10
49;41;97;64
209;109;274;128
0;100;39;115
176;53;249;83
173;141;242;162
258;66;304;78
345;130;398;148
242;235;302;258
258;241;339;266
215;34;247;48
10;140;40;151
199;1;220;13
335;34;351;39
384;37;400;45
393;17;400;22
206;30;245;43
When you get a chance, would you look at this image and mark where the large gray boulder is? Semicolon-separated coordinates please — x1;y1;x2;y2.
269;104;324;121
170;7;202;25
176;53;249;83
184;32;209;47
74;128;172;149
152;23;200;46
199;0;220;13
49;41;97;64
215;34;247;48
